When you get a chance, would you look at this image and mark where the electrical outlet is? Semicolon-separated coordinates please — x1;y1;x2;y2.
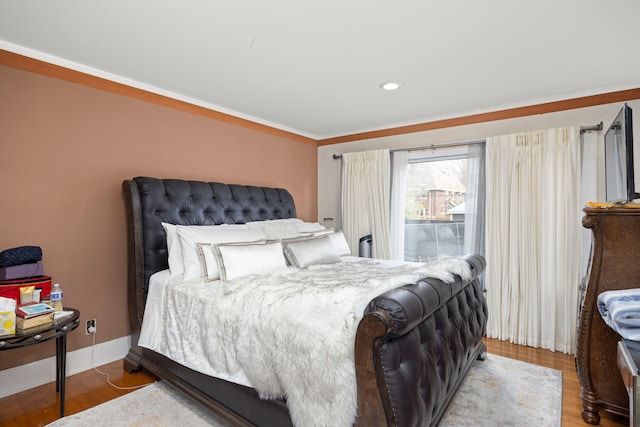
86;318;96;335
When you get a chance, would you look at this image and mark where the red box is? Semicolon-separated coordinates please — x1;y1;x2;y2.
0;276;52;304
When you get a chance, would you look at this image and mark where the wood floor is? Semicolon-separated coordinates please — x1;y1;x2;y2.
0;338;630;426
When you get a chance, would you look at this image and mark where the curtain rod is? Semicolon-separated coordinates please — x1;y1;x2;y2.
332;122;603;159
332;140;481;160
580;121;603;134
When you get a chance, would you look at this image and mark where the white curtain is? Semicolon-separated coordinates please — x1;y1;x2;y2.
390;151;409;260
341;149;392;259
465;142;486;288
580;131;598;280
486;127;581;353
465;143;486;256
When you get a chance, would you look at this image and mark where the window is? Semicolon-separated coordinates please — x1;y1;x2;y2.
401;144;484;263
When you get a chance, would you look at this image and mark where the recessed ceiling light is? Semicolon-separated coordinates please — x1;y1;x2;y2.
380;81;402;91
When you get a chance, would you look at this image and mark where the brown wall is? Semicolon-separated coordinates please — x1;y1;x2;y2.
0;65;317;369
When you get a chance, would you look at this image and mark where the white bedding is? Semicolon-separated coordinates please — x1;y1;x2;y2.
139;269;255;387
139;256;472;427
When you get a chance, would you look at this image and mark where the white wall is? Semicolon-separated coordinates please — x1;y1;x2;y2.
317;100;640;228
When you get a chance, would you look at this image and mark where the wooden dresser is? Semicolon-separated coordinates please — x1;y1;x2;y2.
576;207;640;424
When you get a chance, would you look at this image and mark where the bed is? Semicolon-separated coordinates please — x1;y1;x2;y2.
122;176;488;427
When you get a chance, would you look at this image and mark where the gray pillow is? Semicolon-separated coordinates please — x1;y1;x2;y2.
282;235;340;268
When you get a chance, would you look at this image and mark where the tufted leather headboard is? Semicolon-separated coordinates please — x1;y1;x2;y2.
123;177;296;330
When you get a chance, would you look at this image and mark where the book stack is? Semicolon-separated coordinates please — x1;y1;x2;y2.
16;302;55;330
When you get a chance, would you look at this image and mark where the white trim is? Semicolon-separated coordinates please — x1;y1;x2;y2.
0;335;131;398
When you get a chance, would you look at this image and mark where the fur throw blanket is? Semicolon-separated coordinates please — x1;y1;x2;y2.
160;258;472;427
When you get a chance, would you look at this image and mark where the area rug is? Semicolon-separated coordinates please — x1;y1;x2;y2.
47;354;561;427
440;354;562;426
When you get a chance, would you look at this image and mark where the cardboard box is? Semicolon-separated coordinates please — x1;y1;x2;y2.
0;261;43;280
0;310;16;336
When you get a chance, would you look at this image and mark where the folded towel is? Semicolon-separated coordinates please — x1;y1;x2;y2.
597;289;640;340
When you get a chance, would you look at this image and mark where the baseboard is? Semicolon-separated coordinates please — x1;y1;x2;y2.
0;335;131;399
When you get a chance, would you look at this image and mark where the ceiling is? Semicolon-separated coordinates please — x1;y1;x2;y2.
1;1;640;140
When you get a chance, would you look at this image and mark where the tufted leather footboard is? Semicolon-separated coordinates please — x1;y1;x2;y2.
354;254;487;427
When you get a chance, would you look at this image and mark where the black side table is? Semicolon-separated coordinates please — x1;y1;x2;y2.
0;307;80;417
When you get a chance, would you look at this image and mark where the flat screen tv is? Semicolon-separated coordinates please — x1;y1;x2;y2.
604;104;639;202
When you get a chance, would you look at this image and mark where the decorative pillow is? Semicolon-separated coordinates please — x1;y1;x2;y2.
282;235;340;268
328;231;352;256
213;241;287;282
198;240;264;281
176;225;265;280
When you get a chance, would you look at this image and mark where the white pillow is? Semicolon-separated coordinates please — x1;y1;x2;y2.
176;225;265;280
247;219;301;240
162;223;183;276
282;235;340;268
303;228;334;237
163;223;250;276
328;231;352;257
199;243;219;281
296;221;327;233
213;241;287;282
199;240;266;281
247;218;302;227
